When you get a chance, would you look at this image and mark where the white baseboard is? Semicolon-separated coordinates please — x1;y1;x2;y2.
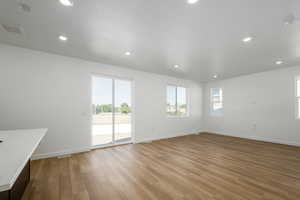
203;131;300;147
32;131;203;160
135;131;202;144
31;147;91;160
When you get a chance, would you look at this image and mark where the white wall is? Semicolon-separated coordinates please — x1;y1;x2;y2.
0;44;203;158
203;66;300;146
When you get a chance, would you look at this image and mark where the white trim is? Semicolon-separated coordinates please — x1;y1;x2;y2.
112;78;115;143
135;131;201;144
91;141;132;150
296;97;300;120
166;115;190;119
31;147;91;160
295;76;300;120
31;131;203;160
91;72;134;82
203;131;300;147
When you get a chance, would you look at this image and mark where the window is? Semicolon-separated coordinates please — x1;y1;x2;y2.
296;78;300;119
210;88;223;116
166;86;188;116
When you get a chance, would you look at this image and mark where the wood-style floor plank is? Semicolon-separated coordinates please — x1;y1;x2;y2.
22;133;300;200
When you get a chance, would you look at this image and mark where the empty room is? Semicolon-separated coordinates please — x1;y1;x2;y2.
0;0;300;199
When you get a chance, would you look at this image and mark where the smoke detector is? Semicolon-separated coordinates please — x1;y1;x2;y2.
1;24;24;34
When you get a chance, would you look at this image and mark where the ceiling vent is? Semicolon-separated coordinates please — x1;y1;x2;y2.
1;24;23;34
284;14;299;25
19;2;31;13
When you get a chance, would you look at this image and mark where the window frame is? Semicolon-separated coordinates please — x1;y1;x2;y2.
166;85;189;118
210;87;224;116
296;77;300;120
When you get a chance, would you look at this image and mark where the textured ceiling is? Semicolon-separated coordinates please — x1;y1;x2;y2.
1;0;300;82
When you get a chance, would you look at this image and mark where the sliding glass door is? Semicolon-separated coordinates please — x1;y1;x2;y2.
92;77;113;146
114;79;132;143
92;76;132;147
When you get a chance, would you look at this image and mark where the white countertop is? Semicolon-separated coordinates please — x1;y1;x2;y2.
0;129;46;192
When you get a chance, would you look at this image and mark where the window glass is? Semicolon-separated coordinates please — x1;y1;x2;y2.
167;86;176;116
211;88;223;115
166;86;188;117
211;88;220;96
177;87;187;115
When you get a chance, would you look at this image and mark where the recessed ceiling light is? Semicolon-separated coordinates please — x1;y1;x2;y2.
59;0;73;7
213;75;218;79
125;51;131;56
59;35;68;41
276;60;283;65
174;65;180;69
187;0;199;4
242;37;253;43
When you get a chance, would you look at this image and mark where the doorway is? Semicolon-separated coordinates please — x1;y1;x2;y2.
92;75;132;147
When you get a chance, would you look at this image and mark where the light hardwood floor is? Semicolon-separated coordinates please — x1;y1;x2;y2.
23;133;300;200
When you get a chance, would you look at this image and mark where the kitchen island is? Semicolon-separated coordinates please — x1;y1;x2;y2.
0;129;46;200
